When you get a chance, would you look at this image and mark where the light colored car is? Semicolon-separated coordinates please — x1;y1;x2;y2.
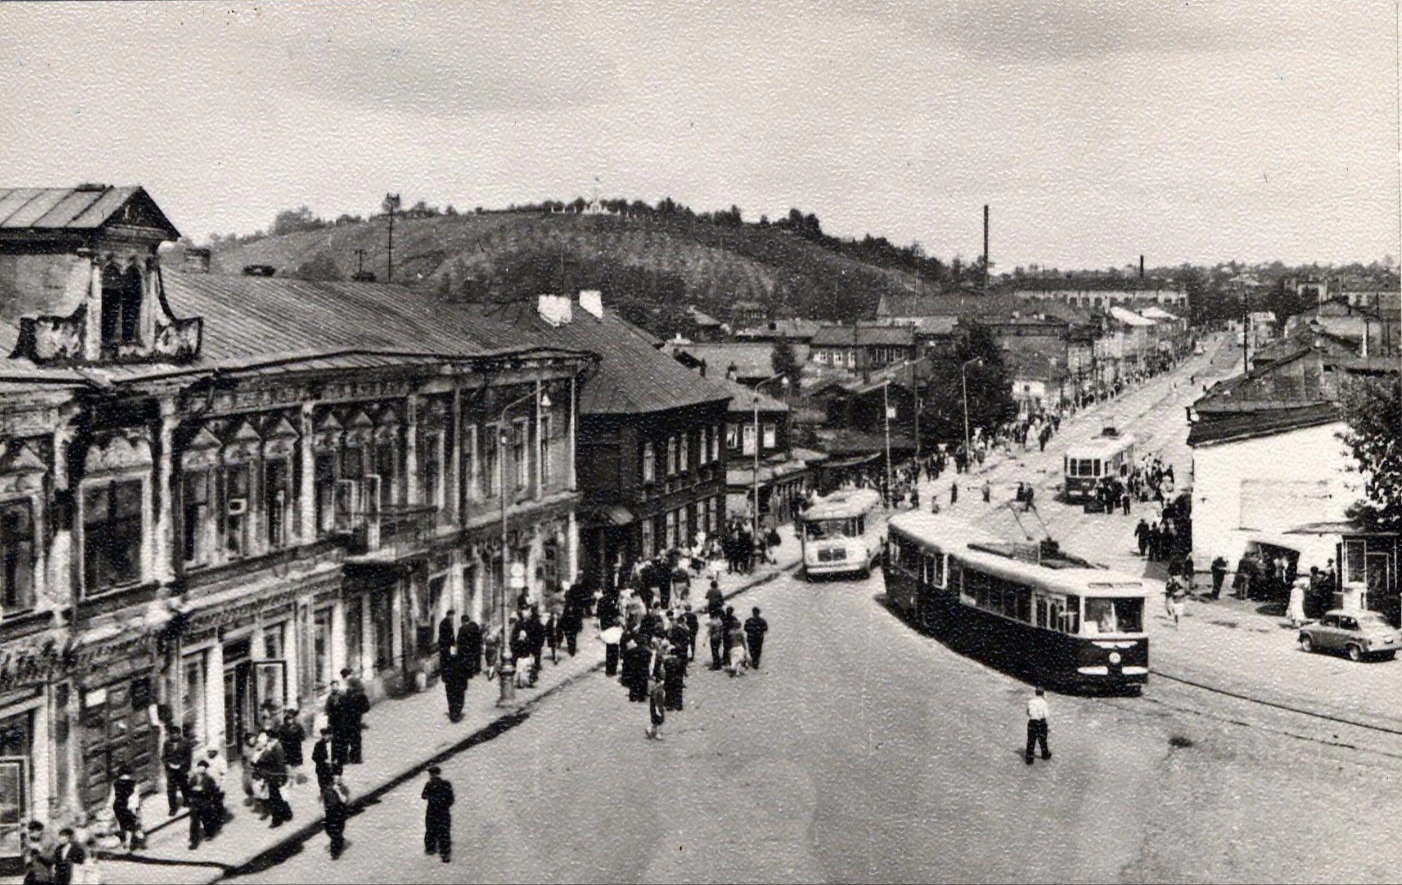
1298;610;1402;662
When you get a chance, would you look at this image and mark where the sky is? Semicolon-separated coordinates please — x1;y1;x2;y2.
1;0;1398;269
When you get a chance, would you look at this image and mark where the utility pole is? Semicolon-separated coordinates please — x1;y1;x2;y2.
353;248;368;278
382;193;401;282
982;204;990;294
1241;284;1249;375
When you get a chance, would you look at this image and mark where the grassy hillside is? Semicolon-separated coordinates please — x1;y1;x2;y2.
208;211;923;322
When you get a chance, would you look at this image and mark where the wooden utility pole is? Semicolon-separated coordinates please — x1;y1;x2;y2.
383;193;401;282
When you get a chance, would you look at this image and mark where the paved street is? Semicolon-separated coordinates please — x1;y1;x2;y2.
228;562;1401;884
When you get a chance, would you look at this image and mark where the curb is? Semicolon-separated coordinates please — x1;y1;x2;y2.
105;555;802;884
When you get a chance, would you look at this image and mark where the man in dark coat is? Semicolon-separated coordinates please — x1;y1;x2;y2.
437;610;457;673
622;638;652;702
51;828;84;885
339;669;369;764
311;727;334;793
667;615;692;675
560;598;583;657
443;651;468;722
1135;519;1150;557
187;761;219;850
325;682;349;767
163;725;194;815
525;608;547;684
421;766;455;863
681;604;700;662
457;618;483;679
744;607;770;669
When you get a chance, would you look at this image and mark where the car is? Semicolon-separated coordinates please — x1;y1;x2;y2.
1298;609;1402;662
1193;344;1205;355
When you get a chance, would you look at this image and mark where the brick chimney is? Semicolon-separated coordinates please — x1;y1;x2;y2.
537;294;573;326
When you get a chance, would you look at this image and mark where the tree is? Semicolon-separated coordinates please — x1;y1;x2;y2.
271;205;325;235
1339;375;1402;532
915;324;1015;448
771;337;802;387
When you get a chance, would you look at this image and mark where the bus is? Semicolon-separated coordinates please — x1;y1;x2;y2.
883;511;1149;692
800;487;884;580
1062;429;1136;503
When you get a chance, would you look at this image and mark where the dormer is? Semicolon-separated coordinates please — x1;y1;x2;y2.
0;185;202;364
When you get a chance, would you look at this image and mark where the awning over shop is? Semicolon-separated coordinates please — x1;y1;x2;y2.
582;505;635;528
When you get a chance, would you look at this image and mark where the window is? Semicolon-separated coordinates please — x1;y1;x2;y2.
642;441;656;483
762;423;777;450
181;470;213;566
512;420;529;489
422;433;444;511
83;479;142;593
375;439;397;508
641;518;655;559
710;425;720;462
922;552;945;588
665;510;677;550
224;463;251;558
0;500;35;615
345;595;363;674
313;608;333;691
1084;598;1143;635
315;452;337;536
742;424;756;456
540;415;553;487
372;591;394;672
1344;540;1367;585
726;425;739;451
481;426;499;498
667;435;678;476
679;506;691;548
678;433;689;474
265;459;290;549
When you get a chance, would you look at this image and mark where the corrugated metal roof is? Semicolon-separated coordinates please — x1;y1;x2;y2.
1188;403;1340;447
475;299;732;416
0;186;174;234
663;341;795;380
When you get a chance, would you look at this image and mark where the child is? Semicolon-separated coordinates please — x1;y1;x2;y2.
645;675;666;740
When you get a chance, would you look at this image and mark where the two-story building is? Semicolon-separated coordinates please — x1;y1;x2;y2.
472;293;733;592
808;324;916;372
0;186;594;848
712;377;816;527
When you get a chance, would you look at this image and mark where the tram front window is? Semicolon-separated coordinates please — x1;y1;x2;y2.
1084;597;1143;634
805;519;855;540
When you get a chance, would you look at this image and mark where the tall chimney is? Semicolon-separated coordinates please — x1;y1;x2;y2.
1139;255;1145;280
982;204;990;293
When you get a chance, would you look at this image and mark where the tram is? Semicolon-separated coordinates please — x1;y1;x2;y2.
1062;429;1136;503
800;487;883;580
883;511;1149;691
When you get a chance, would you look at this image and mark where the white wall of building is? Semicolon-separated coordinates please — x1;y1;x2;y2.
1192;421;1361;566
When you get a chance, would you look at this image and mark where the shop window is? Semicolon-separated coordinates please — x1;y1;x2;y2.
223;463;251;558
419;575;446;657
0;500;35;615
181;655;205;737
642;441;656;483
82;479;143;594
265;459;290;549
371;592;394;672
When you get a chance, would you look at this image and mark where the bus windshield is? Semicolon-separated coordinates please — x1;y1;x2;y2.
1082;597;1144;634
805;518;859;540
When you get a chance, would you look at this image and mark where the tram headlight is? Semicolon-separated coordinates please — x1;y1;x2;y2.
1108;651;1122;665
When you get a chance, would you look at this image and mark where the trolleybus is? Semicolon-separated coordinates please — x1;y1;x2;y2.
883;510;1149;691
1062;429;1136;503
800;487;883;580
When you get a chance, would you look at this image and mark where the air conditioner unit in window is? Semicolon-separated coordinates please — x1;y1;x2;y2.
227;498;248;516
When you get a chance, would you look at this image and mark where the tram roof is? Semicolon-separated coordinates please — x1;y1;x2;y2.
803;487;883;520
1063;433;1137;460
887;510;1148;598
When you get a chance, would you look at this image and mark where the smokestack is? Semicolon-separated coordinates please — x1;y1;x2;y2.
1139;255;1145;280
982;205;990;293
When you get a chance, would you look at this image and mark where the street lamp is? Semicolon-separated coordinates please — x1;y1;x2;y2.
882;379;894;505
497;388;551;705
960;357;983;470
752;373;790;550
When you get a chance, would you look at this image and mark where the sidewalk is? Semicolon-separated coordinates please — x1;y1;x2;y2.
93;536;803;885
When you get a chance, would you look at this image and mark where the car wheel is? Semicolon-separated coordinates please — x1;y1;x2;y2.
1298;635;1313;653
1347;644;1363;662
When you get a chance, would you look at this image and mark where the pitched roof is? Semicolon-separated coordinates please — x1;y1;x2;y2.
662;341;796;380
475;299;733;416
712;376;789;414
1187;403;1341;447
1108;306;1156;327
733;318;825;340
0;185;179;238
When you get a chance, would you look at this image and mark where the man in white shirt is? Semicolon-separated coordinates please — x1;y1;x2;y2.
1025;687;1051;765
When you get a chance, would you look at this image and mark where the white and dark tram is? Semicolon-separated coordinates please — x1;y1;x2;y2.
883;511;1150;692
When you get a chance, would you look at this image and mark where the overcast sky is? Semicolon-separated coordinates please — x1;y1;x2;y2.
2;0;1397;269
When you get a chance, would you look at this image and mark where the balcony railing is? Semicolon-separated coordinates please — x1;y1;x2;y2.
346;503;439;559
